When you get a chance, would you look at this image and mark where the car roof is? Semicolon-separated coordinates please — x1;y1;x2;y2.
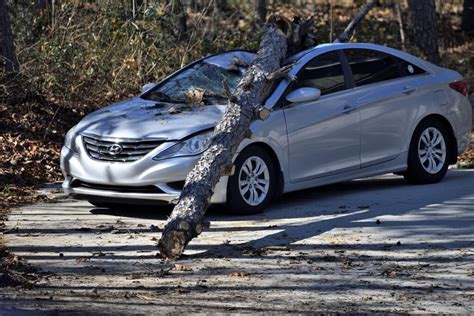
285;42;436;72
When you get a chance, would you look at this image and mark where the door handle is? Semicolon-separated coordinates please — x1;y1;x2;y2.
402;86;417;94
342;104;357;114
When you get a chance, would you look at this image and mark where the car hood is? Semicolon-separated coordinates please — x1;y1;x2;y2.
76;97;225;140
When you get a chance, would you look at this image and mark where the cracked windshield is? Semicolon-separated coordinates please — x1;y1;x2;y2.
144;61;244;104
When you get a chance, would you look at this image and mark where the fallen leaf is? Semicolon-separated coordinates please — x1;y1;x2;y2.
174;263;193;271
185;88;204;104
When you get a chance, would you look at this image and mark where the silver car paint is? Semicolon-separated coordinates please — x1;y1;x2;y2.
61;43;472;204
283;88;362;182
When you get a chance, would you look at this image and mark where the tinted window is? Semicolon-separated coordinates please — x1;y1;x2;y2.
344;49;426;87
396;58;426;76
293;51;347;96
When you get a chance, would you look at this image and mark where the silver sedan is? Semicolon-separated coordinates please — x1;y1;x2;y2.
61;43;472;214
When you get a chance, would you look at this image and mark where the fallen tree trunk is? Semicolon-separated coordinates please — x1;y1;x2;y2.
158;1;379;259
158;18;294;259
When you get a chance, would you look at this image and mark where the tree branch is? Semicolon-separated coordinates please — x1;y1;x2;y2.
334;0;379;43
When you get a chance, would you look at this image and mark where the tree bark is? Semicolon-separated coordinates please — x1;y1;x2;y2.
462;0;474;35
0;0;18;73
407;0;440;63
158;18;289;259
255;0;267;26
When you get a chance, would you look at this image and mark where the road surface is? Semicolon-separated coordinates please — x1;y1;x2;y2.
1;170;474;314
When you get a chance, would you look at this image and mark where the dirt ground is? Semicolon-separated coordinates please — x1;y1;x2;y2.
1;170;473;314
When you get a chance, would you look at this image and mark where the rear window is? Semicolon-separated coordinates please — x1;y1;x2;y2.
344;49;426;87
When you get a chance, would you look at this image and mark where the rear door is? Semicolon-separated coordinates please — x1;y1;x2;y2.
343;48;427;167
283;50;361;182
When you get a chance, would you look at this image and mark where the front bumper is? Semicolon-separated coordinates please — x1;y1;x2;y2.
63;182;178;205
60;142;228;204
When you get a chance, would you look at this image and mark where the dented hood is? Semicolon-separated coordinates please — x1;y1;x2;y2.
75;97;225;140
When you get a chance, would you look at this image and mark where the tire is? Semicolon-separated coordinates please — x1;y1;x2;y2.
404;118;452;184
225;146;277;214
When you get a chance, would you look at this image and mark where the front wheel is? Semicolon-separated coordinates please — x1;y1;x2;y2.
404;119;451;184
225;146;276;214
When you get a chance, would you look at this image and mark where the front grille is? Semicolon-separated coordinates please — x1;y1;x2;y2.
71;180;164;194
83;136;163;162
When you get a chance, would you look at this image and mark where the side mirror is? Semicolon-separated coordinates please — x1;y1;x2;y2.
142;83;156;92
286;87;321;103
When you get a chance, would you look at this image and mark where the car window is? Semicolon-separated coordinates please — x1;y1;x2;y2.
394;57;426;77
292;51;347;96
344;49;426;87
143;60;243;104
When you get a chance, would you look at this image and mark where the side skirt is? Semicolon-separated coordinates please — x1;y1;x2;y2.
283;151;408;194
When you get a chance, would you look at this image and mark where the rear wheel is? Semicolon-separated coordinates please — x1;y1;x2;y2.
225;146;276;214
404;119;451;184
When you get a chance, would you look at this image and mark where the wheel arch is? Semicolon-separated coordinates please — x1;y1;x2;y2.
238;142;285;197
413;114;458;164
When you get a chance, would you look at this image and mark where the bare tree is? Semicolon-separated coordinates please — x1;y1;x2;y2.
462;0;474;35
0;0;18;72
255;0;267;26
394;0;406;49
407;0;440;63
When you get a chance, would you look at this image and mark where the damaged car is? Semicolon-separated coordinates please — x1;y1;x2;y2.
61;43;472;214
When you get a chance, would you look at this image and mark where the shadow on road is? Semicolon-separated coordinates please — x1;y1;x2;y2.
2;170;474;313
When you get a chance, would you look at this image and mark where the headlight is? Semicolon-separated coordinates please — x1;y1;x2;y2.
153;131;213;161
64;125;78;152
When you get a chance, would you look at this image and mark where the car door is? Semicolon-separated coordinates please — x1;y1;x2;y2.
283;50;361;183
343;48;427;167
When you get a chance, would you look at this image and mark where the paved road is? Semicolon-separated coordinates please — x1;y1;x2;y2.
1;170;474;314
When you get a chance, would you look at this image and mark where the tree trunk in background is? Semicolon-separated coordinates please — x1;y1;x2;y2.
255;0;267;25
168;0;187;41
0;0;18;73
407;0;440;63
395;0;406;49
36;0;49;9
462;0;474;35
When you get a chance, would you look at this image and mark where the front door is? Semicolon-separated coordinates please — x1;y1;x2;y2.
283;51;361;183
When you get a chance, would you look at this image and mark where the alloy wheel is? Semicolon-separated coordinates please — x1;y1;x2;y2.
238;156;270;206
417;127;447;174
